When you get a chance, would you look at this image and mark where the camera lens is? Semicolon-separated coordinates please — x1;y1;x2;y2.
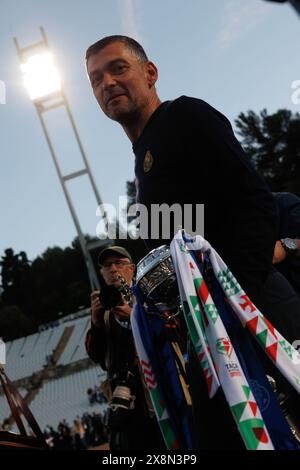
110;384;135;411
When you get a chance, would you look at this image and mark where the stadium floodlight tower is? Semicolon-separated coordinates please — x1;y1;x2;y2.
14;27;109;290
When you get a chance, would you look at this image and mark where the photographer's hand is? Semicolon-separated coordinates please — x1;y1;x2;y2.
90;290;103;327
112;296;132;321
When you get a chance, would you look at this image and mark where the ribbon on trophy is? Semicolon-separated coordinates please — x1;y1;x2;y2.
170;230;300;450
131;230;300;450
131;285;194;450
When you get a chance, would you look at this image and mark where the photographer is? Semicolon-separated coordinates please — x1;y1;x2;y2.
85;246;164;450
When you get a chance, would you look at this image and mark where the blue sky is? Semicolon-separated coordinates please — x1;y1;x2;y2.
0;0;299;261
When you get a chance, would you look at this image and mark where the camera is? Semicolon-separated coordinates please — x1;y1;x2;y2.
107;381;136;431
99;285;123;310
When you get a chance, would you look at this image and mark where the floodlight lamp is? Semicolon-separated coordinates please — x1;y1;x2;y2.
20;52;61;101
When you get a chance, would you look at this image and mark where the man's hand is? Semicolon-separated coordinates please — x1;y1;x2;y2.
90;290;102;327
273;241;287;264
112;296;132;321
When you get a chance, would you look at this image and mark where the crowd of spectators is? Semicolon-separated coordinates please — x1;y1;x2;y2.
43;411;108;449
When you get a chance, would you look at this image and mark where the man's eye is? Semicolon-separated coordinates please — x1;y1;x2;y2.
113;65;127;73
92;76;102;87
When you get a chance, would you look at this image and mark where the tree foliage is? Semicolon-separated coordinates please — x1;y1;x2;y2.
0;237;92;339
235;109;300;196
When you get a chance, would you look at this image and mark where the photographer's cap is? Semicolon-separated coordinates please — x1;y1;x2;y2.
98;246;132;266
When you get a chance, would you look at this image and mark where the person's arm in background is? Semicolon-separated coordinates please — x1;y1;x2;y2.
273;192;300;264
85;291;133;369
85;290;108;370
273;239;300;263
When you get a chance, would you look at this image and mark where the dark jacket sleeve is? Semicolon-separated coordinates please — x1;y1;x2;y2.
274;191;300;238
85;310;109;370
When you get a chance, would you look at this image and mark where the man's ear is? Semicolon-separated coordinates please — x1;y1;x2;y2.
146;62;158;87
131;263;136;273
130;263;136;278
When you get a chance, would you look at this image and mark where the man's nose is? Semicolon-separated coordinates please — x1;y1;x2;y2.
109;263;118;272
102;72;117;90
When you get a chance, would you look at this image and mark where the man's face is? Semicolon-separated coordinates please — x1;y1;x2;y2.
87;42;156;123
99;255;135;287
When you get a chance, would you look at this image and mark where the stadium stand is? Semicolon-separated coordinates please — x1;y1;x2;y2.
0;313;108;440
3;315;91;381
28;366;106;430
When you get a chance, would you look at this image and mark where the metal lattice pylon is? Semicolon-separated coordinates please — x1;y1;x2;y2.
14;27;111;290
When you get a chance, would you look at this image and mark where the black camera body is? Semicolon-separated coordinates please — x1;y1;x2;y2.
99;285;123;310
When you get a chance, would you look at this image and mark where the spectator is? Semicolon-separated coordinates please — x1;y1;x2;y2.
73;419;88;450
87;387;97;405
85;246;165;450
